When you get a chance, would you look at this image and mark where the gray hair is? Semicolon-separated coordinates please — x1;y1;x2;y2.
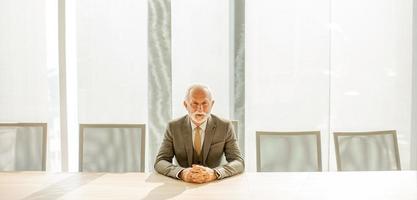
184;84;213;101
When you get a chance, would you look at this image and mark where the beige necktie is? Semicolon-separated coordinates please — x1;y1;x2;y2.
194;127;202;155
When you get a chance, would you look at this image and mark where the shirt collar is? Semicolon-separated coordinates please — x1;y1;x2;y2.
190;117;209;132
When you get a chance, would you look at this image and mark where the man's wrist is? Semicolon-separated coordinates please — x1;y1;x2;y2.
177;168;185;180
213;169;221;180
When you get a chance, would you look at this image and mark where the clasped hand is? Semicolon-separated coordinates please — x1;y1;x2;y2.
180;164;217;184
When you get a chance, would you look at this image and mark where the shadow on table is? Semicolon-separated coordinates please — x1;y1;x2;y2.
21;173;105;200
140;172;204;200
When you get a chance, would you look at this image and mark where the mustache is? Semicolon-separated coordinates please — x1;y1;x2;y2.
193;113;207;117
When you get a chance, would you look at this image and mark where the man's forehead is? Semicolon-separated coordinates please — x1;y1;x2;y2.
190;87;208;94
185;84;213;101
188;94;212;103
190;88;211;97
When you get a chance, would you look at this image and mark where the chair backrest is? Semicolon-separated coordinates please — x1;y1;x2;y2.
0;123;47;171
231;120;244;153
231;120;239;140
334;130;401;171
256;131;322;172
79;124;146;172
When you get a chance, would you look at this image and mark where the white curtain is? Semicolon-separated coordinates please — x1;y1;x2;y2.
0;0;49;122
171;0;231;119
0;0;414;172
0;0;61;171
246;0;412;171
70;0;148;172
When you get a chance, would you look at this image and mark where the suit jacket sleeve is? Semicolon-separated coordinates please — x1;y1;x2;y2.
214;122;245;179
154;124;184;179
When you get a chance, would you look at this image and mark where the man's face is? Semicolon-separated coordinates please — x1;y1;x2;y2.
184;88;214;125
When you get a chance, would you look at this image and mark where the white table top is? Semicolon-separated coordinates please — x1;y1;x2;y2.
1;171;416;200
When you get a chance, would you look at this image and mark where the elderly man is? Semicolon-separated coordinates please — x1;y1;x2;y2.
154;84;244;183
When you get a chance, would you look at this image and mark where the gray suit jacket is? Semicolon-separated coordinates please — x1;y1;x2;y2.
154;114;244;179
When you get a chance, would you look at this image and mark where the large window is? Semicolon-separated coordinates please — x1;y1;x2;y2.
0;0;415;171
246;0;413;171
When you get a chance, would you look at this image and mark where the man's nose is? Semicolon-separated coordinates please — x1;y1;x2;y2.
196;104;204;111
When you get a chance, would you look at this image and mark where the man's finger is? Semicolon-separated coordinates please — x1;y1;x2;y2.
190;167;205;173
192;164;206;169
190;175;204;183
190;169;203;174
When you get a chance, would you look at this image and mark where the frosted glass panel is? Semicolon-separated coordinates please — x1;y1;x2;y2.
335;131;400;171
77;0;147;123
0;0;48;122
246;0;329;171
257;132;321;172
331;0;412;169
0;125;46;171
80;125;145;172
171;0;230;118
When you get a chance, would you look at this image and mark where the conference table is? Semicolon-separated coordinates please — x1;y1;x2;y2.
0;171;416;200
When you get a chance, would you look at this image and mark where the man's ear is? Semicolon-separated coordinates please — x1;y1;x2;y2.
211;100;215;107
183;101;187;108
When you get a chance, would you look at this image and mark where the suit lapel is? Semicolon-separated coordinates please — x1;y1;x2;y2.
182;116;193;167
202;115;216;164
